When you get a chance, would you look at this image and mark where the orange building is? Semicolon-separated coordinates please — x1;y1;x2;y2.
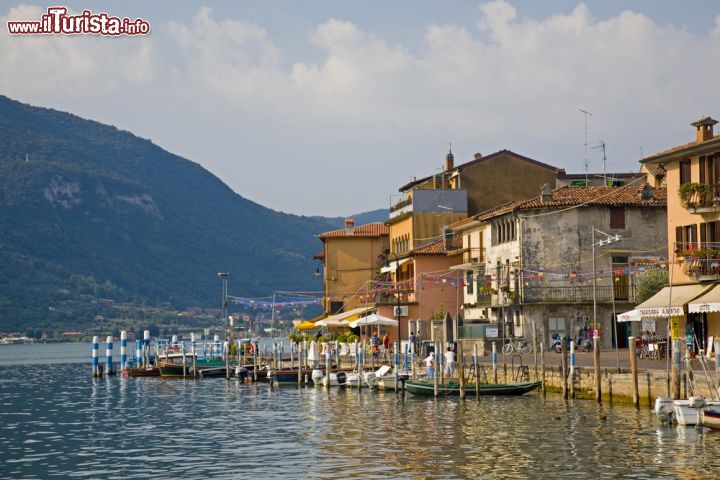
316;219;389;315
640;117;720;353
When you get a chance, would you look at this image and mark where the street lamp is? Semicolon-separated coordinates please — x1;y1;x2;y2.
218;272;230;379
591;227;621;403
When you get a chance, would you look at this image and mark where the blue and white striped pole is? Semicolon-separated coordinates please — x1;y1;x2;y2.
135;339;142;367
92;336;99;377
120;331;127;371
570;340;576;376
143;330;150;367
106;335;114;375
492;341;498;383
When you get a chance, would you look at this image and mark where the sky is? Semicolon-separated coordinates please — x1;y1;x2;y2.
2;1;720;216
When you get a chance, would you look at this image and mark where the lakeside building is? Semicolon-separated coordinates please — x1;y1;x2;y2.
639;117;720;353
374;234;463;346
383;150;560;345
450;183;667;349
316;219;389;315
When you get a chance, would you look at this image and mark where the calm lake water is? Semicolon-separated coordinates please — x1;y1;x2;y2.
1;343;719;479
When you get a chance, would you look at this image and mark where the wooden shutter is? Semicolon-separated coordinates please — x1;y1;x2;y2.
610;207;625;229
700;156;706;184
700;223;707;246
676;226;684;250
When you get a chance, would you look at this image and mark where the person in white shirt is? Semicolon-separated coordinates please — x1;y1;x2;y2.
445;347;456;376
424;351;435;378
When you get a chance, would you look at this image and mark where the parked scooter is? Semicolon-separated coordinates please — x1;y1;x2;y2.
551;333;593;353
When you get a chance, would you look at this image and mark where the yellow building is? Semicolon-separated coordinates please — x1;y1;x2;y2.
388;150;560;256
640;116;720;353
317;219;389;315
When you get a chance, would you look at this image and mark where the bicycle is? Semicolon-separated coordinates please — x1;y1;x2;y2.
502;339;532;355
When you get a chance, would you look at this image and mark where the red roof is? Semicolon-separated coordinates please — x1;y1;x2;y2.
411;235;463;256
318;222;389;239
476;185;666;221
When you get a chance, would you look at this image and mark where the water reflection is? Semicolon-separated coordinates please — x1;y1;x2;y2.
1;362;720;479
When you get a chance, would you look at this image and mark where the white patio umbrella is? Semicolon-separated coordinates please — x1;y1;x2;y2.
307;340;319;363
348;313;399;328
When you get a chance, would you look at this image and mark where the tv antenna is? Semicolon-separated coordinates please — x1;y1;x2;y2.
592;141;607;185
579;109;592;183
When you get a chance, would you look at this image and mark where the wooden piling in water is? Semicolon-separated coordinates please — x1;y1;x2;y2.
434;342;439;397
629;336;639;407
473;344;480;398
561;337;568;400
672;339;682;399
459;342;465;399
532;323;538;381
540;342;545;395
594;335;601;403
569;340;575;398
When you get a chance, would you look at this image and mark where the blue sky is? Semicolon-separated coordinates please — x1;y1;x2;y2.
2;1;720;216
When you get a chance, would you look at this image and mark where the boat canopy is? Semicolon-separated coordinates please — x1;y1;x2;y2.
635;284;713;317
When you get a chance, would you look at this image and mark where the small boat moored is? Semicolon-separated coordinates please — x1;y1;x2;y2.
404;379;542;396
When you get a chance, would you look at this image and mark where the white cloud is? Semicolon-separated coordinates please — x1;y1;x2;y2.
2;2;719;215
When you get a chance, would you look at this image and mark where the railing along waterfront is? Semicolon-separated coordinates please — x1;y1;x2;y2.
521;285;636;303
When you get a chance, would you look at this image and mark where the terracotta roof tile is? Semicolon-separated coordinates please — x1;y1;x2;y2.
411;235;463;256
643;136;720;163
318;222;389;239
476;185;666;221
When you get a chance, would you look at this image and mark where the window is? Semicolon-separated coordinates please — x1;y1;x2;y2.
676;224;698;250
680;158;691;185
466;270;474;295
609;207;625;229
700;221;720;247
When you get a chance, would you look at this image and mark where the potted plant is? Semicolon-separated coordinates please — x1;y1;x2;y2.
679;182;711;207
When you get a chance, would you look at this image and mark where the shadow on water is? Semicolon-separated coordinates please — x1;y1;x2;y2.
1;352;720;479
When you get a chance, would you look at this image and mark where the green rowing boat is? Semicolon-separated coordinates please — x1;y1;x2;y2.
405;379;542;396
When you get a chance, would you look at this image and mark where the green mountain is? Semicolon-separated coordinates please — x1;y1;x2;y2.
0;95;382;332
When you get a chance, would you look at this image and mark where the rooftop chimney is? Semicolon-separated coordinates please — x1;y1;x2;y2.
344;218;355;235
639;183;654;201
443;228;453;251
541;183;553;203
445;151;454;171
691;116;718;143
474;153;482;160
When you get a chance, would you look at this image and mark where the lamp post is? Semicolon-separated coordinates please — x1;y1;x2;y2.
218;272;230;380
591;227;621;402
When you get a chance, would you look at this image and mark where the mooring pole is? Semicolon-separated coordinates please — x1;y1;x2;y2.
594;334;601;402
629;336;639;407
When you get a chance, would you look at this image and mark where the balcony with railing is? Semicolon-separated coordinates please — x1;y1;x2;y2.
463;247;486;265
679;182;720;212
521;285;636;304
675;243;720;280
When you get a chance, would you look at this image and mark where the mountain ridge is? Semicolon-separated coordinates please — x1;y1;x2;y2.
0;95;386;331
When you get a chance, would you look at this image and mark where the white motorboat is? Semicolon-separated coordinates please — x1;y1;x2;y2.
374;365;409;391
311;369;349;387
673;397;720;426
345;370;378;389
700;407;720;430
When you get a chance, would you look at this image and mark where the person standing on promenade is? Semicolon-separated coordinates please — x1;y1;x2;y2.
424;351;435;379
445;347;456;376
409;331;416;354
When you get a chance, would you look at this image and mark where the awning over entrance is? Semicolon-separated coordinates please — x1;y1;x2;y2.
380;258;410;274
636;284;714;317
688;285;720;313
617;309;642;322
315;305;375;327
